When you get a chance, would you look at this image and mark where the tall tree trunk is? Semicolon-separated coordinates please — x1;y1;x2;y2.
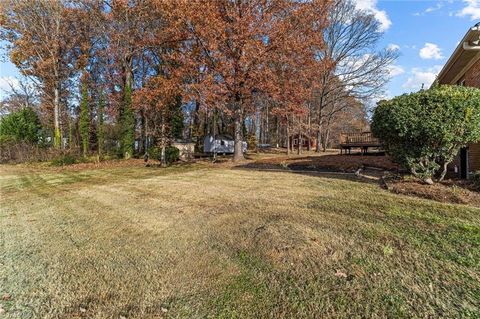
286;117;290;155
68;119;73;150
160;109;167;167
139;109;146;155
265;103;269;145
97;92;105;157
323;127;330;152
276;116;280;148
233;108;245;162
192;99;202;151
307;106;311;151
315;74;328;153
121;54;134;159
316;129;321;152
53;80;61;148
52;14;62;149
297;120;302;155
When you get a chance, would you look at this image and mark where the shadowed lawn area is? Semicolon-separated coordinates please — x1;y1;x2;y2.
0;164;479;318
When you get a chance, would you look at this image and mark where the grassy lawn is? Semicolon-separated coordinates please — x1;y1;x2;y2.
0;164;479;318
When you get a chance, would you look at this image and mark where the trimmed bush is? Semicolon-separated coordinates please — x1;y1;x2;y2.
372;85;480;184
148;145;180;165
51;154;78;166
165;145;180;163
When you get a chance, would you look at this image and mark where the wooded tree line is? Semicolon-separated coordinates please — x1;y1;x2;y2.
0;0;396;162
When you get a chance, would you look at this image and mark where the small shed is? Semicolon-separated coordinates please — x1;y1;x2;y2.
172;141;195;161
289;133;316;149
203;134;247;154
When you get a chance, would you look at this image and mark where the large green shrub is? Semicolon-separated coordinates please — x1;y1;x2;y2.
148;145;180;165
165;145;180;163
372;85;480;184
0;107;41;144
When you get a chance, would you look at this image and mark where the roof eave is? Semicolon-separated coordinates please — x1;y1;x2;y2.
436;25;480;85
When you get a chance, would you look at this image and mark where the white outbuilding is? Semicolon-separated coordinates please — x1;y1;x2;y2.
203;134;247;154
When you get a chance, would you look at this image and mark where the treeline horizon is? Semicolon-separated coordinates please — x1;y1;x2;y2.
0;0;397;163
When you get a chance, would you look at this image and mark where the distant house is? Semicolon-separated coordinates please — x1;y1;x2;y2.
203;134;247;154
437;23;480;178
289;133;316;150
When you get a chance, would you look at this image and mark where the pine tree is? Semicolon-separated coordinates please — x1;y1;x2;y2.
79;81;89;157
121;83;135;158
97;90;105;157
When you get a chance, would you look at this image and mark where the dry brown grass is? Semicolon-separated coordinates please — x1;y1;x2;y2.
0;163;479;318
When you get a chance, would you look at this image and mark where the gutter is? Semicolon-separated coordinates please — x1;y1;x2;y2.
436;23;480;85
463;24;480;50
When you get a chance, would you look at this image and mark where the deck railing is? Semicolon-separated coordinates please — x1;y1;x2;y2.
340;132;381;146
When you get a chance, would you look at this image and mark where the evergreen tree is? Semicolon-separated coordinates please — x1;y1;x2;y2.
79;81;90;157
121;83;135;158
68;119;74;149
97;90;105;157
0;107;41;143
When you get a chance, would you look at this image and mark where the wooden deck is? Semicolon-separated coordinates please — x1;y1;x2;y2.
339;132;382;155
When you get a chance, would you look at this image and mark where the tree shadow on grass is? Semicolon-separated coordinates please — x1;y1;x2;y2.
233;153;403;186
232;164;384;187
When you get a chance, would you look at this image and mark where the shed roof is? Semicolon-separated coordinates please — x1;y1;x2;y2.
205;134;233;141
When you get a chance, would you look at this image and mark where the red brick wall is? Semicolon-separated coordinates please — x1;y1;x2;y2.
469;143;480;172
461;58;480;174
464;58;480;87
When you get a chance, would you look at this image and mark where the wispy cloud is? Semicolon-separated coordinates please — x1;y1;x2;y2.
402;65;443;91
354;0;392;32
414;1;445;16
388;65;405;77
426;2;444;13
457;0;480;20
387;43;400;51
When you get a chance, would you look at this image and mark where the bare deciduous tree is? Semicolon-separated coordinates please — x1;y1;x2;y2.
313;0;398;152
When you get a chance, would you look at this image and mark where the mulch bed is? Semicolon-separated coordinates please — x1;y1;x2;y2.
385;178;480;206
245;153;480;206
243;154;401;173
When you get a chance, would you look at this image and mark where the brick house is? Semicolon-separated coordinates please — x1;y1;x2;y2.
437;23;480;178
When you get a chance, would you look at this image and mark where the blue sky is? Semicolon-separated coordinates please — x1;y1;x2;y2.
357;0;480;100
1;0;480;101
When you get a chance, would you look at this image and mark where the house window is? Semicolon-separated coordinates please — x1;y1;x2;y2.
221;140;225;146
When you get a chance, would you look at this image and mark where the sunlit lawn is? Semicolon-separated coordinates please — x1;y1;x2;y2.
0;164;478;318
